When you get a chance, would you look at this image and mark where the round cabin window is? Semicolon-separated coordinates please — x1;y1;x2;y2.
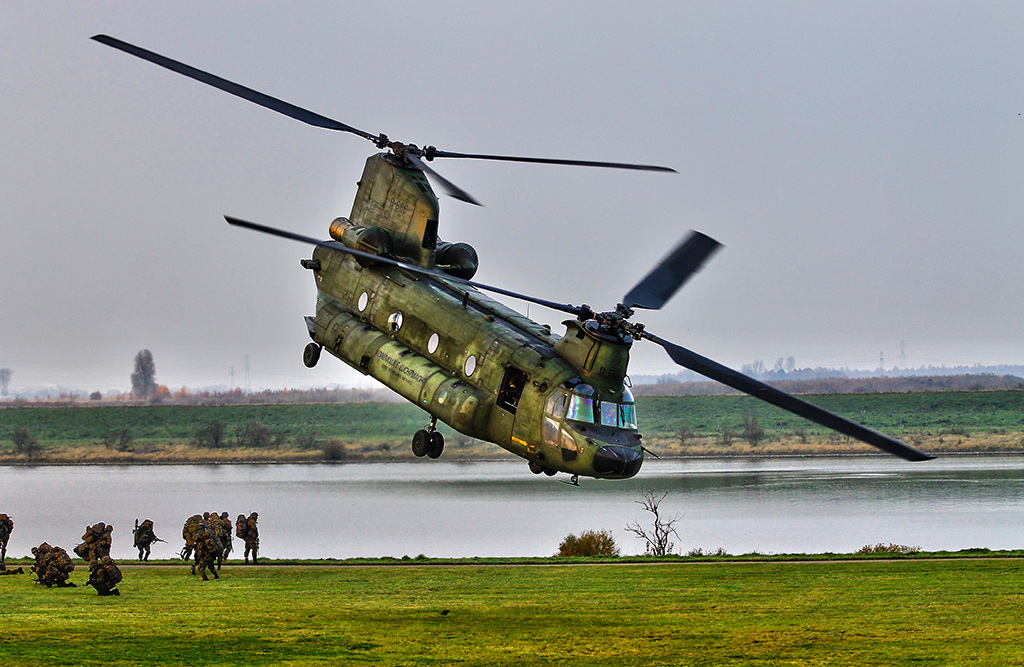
427;333;440;354
387;311;404;333
357;292;369;312
464;355;477;377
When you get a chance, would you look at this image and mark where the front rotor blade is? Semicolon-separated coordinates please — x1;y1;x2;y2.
405;153;482;206
429;150;676;173
622;231;722;310
643;331;935;462
224;216;580;315
92;35;378;142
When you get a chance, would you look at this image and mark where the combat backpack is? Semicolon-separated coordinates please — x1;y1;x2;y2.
53;548;75;572
102;557;122;584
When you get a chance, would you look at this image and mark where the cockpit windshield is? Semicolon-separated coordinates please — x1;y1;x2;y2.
564;383;638;430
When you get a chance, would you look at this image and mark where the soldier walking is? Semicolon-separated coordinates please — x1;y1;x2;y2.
133;518;161;562
237;512;260;564
180;514;203;560
191;519;222;581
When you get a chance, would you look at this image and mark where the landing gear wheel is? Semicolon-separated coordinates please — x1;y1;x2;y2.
412;429;429;457
543;467;557;476
427;432;444;459
303;342;322;368
529;460;544;475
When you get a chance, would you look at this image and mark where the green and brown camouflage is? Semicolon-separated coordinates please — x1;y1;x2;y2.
133;518;158;562
86;556;122;596
190;522;221;581
33;544;76;588
305;155;643;481
0;513;12;570
238;512;259;564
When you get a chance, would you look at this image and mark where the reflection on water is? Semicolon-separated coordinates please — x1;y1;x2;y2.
1;456;1023;559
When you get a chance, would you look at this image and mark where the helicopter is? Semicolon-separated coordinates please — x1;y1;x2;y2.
93;35;934;484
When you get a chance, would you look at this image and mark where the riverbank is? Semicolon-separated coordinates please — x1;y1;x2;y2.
5;559;1024;665
1;391;1023;464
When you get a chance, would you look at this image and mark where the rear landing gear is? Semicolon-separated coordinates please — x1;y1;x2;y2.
303;342;322;368
412;418;444;459
528;460;558;476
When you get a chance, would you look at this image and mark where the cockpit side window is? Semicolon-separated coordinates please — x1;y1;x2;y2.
545;391;568;418
565;384;595;423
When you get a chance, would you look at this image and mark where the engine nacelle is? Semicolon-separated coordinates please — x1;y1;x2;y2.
434;241;479;280
329;217;393;267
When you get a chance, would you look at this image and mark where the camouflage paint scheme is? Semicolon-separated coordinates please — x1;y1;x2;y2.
305;154;643;481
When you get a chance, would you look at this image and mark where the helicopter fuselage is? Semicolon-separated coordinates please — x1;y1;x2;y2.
303;155;644;480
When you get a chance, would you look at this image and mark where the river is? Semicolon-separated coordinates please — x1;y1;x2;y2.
1;456;1022;560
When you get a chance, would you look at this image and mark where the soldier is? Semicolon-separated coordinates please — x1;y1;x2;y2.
180;514;203;560
219;512;233;561
75;522;113;562
0;513;13;571
191;520;221;581
132;518;161;562
206;511;232;571
237;512;260;564
32;543;76;588
85;555;122;596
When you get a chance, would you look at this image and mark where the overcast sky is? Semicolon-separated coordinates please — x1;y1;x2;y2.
2;2;1022;395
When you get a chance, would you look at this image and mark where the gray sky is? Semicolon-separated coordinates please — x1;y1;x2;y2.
2;2;1022;395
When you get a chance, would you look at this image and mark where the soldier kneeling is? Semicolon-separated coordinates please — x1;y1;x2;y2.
32;543;77;588
86;556;122;596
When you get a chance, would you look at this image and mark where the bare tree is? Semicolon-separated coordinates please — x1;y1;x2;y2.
625;486;681;556
0;368;11;400
131;349;157;397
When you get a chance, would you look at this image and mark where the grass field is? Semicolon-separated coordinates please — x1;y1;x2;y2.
3;560;1024;666
1;390;1023;463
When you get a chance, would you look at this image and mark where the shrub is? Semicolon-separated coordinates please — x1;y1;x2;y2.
322;441;347;461
194;420;226;448
12;426;40;458
556;530;620;557
856;543;921;555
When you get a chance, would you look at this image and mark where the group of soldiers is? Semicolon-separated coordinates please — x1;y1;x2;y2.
0;510;260;593
26;522;124;595
178;511;259;580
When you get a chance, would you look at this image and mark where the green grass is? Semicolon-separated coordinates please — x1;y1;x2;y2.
3;561;1024;665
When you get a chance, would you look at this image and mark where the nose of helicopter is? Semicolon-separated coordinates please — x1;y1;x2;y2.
592;445;644;478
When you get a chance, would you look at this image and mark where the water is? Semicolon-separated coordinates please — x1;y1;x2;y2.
2;456;1023;560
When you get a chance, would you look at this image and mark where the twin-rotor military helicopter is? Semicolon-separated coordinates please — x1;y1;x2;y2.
94;35;934;484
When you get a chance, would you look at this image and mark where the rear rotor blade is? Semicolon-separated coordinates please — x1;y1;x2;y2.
224;216;580;315
92;35;378;142
406;153;481;206
429;149;676;173
622;231;722;310
643;331;935;462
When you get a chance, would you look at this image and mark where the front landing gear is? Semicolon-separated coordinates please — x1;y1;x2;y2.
412;419;444;459
303;342;322;368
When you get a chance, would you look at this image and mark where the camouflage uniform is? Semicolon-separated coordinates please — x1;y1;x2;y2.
219;512;233;559
180;514;204;560
133;519;159;562
206;512;231;571
0;513;13;571
237;512;260;564
86;556;122;596
75;522;113;562
191;521;221;581
32;543;76;588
